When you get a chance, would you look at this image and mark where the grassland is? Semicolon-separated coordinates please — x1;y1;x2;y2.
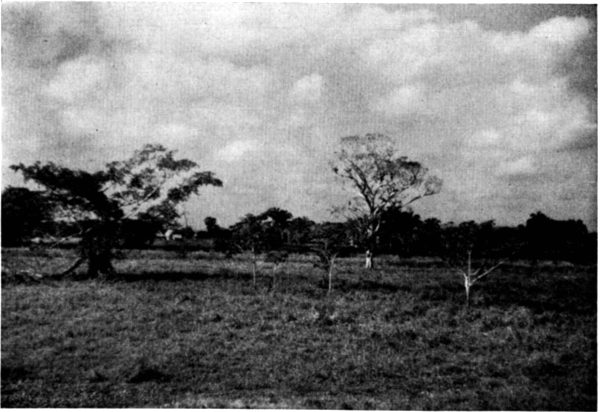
1;248;596;409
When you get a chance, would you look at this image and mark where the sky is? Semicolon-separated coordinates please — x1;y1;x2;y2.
2;3;597;230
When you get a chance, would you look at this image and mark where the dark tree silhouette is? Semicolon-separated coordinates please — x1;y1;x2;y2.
1;187;51;246
119;219;162;248
378;208;422;256
204;216;218;233
526;211;593;263
257;207;293;249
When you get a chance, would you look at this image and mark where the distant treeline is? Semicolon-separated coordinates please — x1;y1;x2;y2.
2;185;595;264
199;209;596;264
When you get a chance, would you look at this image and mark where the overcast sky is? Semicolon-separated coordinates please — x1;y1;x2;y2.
2;3;597;230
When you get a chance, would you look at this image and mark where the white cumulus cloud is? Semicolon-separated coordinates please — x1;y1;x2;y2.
290;74;323;103
216;140;257;163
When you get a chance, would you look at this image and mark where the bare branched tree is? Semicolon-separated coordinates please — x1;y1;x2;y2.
313;243;338;295
442;221;517;307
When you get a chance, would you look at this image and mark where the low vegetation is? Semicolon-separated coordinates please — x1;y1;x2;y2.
2;248;595;409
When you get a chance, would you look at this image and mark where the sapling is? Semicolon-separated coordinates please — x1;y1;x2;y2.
442;221;514;307
309;222;349;295
228;214;266;288
313;243;338;295
265;250;289;292
452;249;506;307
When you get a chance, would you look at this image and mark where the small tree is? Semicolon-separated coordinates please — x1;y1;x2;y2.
310;222;350;295
11;144;222;278
229;214;265;287
442;221;509;307
332;133;442;267
265;250;289;292
228;208;294;288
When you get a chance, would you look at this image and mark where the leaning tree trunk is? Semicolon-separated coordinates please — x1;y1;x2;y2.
60;257;86;278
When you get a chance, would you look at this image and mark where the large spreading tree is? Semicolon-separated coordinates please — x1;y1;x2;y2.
332;133;442;265
11;144;222;278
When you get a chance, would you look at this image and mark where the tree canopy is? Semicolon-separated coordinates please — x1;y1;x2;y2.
11;144;222;227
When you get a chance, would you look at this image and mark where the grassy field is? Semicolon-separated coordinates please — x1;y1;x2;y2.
1;248;596;409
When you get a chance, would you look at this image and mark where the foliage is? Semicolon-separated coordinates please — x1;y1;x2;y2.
119;219;162;248
102;144;222;223
228;207;295;254
256;207;293;249
1;187;52;246
377;208;423;256
332;133;442;251
229;214;266;255
526;211;595;263
287;217;316;245
204;216;219;233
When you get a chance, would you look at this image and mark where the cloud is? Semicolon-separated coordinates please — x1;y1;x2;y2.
471;129;502;147
498;156;537;176
216;140;257;163
372;85;427;116
529;16;591;46
44;55;109;102
290;74;323;103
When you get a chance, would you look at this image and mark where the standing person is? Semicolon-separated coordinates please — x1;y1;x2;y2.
365;250;373;269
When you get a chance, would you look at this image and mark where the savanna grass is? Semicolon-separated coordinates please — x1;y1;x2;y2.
1;248;596;409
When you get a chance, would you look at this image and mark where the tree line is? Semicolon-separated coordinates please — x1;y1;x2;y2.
3;185;594;266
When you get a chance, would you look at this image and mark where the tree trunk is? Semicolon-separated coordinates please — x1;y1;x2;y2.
252;260;257;288
271;264;277;292
464;280;471;308
99;258;116;279
88;254;116;279
327;263;334;295
80;221;117;280
465;250;472;308
87;257;100;278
